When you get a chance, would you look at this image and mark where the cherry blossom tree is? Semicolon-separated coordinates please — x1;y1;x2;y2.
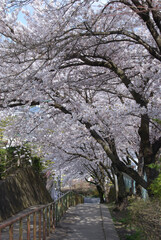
0;0;160;205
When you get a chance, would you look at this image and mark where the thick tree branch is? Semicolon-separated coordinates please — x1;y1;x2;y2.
120;0;161;50
99;162;115;184
65;53;148;107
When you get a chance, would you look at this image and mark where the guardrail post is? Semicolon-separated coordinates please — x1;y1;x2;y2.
38;210;41;240
43;208;46;240
52;203;55;232
61;198;63;218
33;212;36;240
62;197;64;215
72;193;75;206
9;224;13;240
19;219;23;240
65;194;67;211
58;200;60;221
70;192;71;206
0;191;84;240
65;194;67;212
55;202;58;226
27;215;30;240
68;192;70;207
59;199;61;219
47;207;50;236
73;192;75;206
49;205;52;233
67;193;69;208
72;192;74;206
74;193;76;206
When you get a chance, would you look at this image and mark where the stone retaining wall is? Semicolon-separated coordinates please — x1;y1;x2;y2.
0;167;52;222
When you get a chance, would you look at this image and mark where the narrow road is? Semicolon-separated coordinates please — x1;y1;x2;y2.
0;202;119;240
48;203;119;240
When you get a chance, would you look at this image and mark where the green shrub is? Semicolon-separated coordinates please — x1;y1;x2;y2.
108;185;116;202
149;158;161;199
89;188;99;197
128;199;161;240
0;145;43;179
0;148;7;179
31;156;43;174
125;231;144;240
150;173;161;199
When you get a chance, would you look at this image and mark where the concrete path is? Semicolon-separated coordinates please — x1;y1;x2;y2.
48;203;119;240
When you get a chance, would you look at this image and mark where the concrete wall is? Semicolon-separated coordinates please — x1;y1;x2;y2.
0;167;52;222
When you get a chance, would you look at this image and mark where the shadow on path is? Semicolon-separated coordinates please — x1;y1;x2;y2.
48;203;119;240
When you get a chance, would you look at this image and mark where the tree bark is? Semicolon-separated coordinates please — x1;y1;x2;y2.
112;166;128;211
138;114;160;196
96;185;105;203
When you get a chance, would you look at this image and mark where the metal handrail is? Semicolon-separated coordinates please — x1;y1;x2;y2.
0;191;84;240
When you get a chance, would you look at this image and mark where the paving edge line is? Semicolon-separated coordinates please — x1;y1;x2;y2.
100;204;107;240
100;204;120;240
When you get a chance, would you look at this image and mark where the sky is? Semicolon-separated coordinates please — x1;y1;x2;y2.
18;11;27;24
17;5;33;25
17;0;107;24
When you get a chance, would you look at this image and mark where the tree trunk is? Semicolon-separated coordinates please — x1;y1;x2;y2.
96;185;105;203
135;156;144;197
138;114;160;197
145;166;159;197
113;167;128;211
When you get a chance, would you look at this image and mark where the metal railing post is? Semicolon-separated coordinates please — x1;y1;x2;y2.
43;208;46;240
38;210;41;240
19;219;23;240
52;203;55;232
0;191;84;240
33;212;36;240
27;215;30;240
50;205;53;234
55;202;58;226
47;207;50;236
9;224;13;240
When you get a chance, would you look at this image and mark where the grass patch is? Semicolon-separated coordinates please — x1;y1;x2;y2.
108;201;145;240
129;199;161;240
125;230;143;240
108;197;161;240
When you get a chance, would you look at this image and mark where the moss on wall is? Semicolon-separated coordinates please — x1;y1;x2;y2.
0;167;52;222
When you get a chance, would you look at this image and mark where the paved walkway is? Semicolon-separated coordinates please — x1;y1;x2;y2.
0;203;119;240
48;203;119;240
